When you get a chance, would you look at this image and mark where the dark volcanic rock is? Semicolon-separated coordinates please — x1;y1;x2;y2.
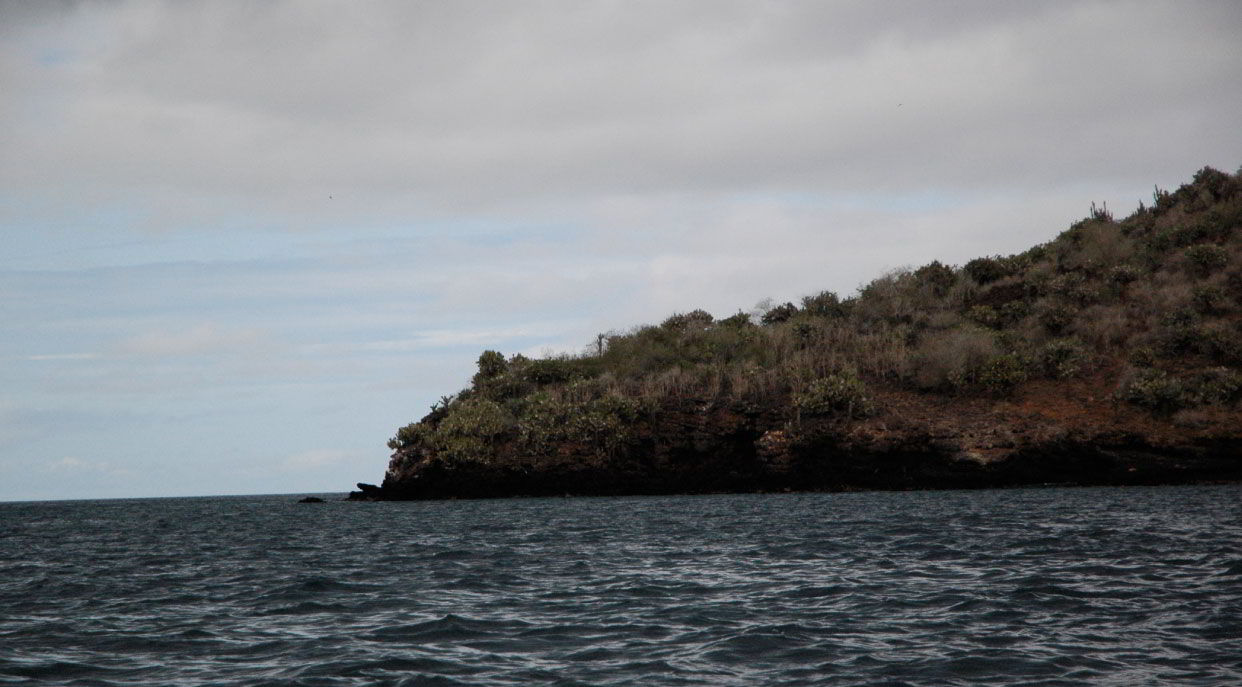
361;384;1242;500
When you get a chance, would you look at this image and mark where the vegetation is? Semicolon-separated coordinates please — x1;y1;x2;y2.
388;167;1242;467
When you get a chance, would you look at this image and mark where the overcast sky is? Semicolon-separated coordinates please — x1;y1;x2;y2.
2;0;1240;500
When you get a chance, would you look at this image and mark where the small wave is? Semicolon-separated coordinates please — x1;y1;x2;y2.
254;576;378;601
3;486;1240;686
363;614;529;644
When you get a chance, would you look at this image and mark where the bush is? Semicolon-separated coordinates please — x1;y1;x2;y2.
1183;244;1229;277
1128;345;1158;368
1226;270;1242;302
977;354;1029;395
1190;166;1241;204
1186;367;1242;405
1117;368;1186;414
1156;311;1202;356
1059;221;1132;273
913;261;957;296
999;300;1031;324
1191;285;1229;315
791;321;819;347
907;328;998;391
1201;324;1242;365
387;421;429;451
474;350;507;381
517;392;644;458
964;256;1009;285
1036;301;1078;334
967;305;1000;328
662;309;714;331
431;399;516;463
1040;339;1089;379
524;358;581;385
1107;264;1142;285
718;310;754;328
801;291;848;318
761;302;798;325
794;373;874;418
1046;273;1098;305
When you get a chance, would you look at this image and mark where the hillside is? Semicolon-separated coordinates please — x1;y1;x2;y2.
352;167;1242;500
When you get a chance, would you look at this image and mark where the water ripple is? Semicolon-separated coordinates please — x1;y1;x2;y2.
1;485;1240;685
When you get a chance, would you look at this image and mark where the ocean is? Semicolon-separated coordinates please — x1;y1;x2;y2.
1;485;1239;686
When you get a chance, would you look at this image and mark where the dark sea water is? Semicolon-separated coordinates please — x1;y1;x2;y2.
1;486;1240;686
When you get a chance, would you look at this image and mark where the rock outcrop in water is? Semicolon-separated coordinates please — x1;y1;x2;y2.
352;167;1242;500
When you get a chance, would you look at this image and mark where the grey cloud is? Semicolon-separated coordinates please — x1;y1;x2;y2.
4;0;1239;229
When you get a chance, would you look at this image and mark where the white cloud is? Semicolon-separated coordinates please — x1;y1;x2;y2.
114;323;274;358
25;353;98;361
45;455;132;476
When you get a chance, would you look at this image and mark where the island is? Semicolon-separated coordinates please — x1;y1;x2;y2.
352;167;1242;500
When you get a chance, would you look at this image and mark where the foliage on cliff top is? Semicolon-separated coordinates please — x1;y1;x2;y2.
389;167;1242;458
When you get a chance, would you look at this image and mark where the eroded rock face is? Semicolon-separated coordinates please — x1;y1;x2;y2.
352;382;1242;501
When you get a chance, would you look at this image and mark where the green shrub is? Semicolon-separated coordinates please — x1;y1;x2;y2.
1156;311;1202;356
477;372;531;401
913;261;957;296
1190;166;1241;203
1186;367;1242;405
1183;244;1229;277
1107;264;1142;285
964;256;1008;285
662;309;714;331
1152;185;1175;214
518;392;644;458
474;350;508;382
1058;221;1133;273
1191;285;1229;315
1046;273;1098;305
431;398;516;463
387;421;429;451
801;291;848;318
1128;345;1158;368
967;305;1000;328
794;373;874;418
1040;338;1089;379
1036;301;1078;334
977;354;1029;395
791;321;819;347
1152;167;1240;215
1226;270;1242;302
761;302;798;325
1118;368;1186;413
999;300;1031;324
1201;324;1242;365
718;311;754;328
524;358;581;385
907;328;998;392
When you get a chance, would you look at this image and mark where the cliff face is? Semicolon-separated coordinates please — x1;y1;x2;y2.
353;168;1242;500
359;370;1242;500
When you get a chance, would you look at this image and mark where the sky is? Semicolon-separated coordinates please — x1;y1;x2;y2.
2;0;1241;501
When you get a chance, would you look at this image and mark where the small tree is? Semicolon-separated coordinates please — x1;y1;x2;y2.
475;350;508;381
1183;244;1229;277
801;291;847;317
761;302;798;325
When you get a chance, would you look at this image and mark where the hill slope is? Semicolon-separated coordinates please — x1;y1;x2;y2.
353;167;1242;500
